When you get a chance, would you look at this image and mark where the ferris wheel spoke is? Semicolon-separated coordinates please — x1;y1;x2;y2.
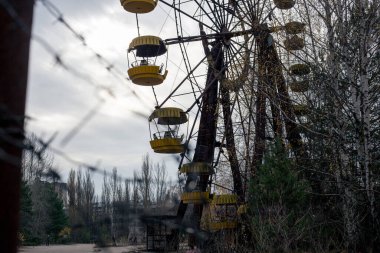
225;49;244;88
225;46;251;82
257;0;270;22
173;7;205;99
227;9;248;32
228;39;253;64
177;103;202;168
158;55;207;108
229;35;255;55
194;0;223;29
178;42;203;95
220;1;230;27
204;0;227;29
236;0;255;21
211;0;226;27
161;0;218;32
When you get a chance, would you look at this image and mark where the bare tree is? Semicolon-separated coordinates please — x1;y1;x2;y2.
22;134;54;182
124;179;130;204
290;1;380;250
153;161;168;206
67;169;76;234
132;170;139;210
83;169;95;231
139;154;152;209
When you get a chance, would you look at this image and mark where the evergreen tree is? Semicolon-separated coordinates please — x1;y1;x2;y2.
46;184;68;241
248;140;311;252
19;181;33;245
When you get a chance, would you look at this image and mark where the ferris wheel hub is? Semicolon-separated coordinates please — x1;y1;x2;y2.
220;26;232;46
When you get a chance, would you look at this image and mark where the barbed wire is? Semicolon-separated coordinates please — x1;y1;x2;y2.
1;0;158;150
0;0;166;187
3;0;155;105
24;130;182;186
37;0;128;87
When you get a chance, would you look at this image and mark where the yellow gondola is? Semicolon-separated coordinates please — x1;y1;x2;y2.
285;21;306;34
127;36;168;86
208;221;238;230
149;107;188;154
180;162;214;175
212;194;238;205
237;204;247;216
293;104;308;116
289;64;311;76
128;65;168;86
202;194;238;231
273;0;296;9
149;138;184;153
120;0;158;14
284;35;305;51
128;36;167;57
181;191;210;204
289;80;309;92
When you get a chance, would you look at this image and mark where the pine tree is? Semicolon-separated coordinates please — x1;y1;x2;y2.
46;184;68;242
248;140;311;252
19;181;33;245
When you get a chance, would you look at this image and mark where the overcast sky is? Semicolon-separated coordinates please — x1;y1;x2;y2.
26;0;207;189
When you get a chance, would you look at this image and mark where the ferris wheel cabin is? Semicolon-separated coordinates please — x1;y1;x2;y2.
273;0;296;9
285;21;306;34
180;163;213;206
282;19;310;92
120;0;158;14
289;80;310;92
289;64;311;76
283;20;306;52
148;107;188;154
203;194;239;231
284;35;305;51
181;191;210;204
180;162;214;175
293;104;309;116
127;36;168;86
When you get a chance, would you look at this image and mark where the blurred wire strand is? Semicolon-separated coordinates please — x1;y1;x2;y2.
0;0;154;181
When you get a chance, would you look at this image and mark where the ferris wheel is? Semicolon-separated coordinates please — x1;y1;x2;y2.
120;0;311;247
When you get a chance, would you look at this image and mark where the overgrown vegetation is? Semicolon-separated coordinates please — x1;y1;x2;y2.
19;180;68;245
248;141;312;252
19;144;177;246
240;1;380;252
19;135;68;245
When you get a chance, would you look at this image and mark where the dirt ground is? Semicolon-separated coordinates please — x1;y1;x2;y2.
19;244;147;253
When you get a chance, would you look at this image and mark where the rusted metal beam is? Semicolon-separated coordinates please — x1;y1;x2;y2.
251;33;268;175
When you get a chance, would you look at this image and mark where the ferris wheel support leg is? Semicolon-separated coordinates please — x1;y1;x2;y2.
220;83;244;200
189;44;222;249
251;34;268;175
176;42;222;249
